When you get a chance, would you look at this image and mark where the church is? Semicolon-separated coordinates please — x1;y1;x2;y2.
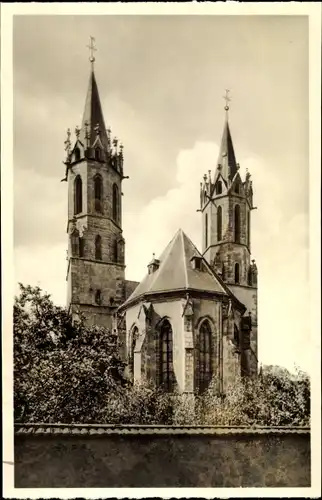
62;48;258;396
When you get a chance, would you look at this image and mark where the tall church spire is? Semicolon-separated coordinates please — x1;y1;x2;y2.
80;37;110;152
216;90;238;182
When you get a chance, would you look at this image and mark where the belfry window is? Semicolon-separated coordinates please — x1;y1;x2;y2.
234;262;240;284
217;205;222;242
216;181;222;195
112;184;120;224
74;147;81;162
196;320;213;393
95;235;102;260
94;175;103;212
95;148;101;161
234;204;241;243
74;175;82;215
159;320;174;392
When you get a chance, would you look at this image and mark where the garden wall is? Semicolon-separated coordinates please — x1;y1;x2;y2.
14;424;310;488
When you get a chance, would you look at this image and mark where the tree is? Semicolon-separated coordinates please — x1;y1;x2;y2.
14;284;127;423
193;365;310;427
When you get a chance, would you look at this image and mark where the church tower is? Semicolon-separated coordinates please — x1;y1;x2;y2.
62;38;127;329
200;92;258;374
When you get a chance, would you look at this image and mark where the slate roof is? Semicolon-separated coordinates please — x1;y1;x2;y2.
216;119;238;182
121;228;239;309
14;423;309;436
79;69;110;151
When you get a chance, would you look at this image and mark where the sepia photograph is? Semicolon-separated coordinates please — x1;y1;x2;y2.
2;2;321;495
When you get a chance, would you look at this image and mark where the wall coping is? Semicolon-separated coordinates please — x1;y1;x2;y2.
14;423;310;437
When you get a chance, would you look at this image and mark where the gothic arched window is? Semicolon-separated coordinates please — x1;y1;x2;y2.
74;147;81;162
235;182;240;194
216;181;222;195
79;237;85;258
247;210;250;247
217;205;222;242
112;184;120;223
196;320;213;393
74;175;82;215
234;262;240;284
95;289;102;305
234;324;240;346
205;213;208;248
95;235;102;260
94;174;103;212
234;204;241;243
159;320;174;392
129;327;138;380
95;148;101;161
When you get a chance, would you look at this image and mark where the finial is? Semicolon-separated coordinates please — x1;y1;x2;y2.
87;36;97;68
218;163;222;171
75;126;80;139
203;173;207;182
119;143;124;155
223;89;231;115
236;163;240;170
113;137;119;153
64;128;71;157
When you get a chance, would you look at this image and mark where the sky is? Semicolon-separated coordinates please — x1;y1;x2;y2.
12;14;311;373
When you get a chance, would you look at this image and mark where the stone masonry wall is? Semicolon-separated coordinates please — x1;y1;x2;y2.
14;426;311;488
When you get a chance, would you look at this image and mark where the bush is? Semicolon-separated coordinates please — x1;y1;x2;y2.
14;284;310;427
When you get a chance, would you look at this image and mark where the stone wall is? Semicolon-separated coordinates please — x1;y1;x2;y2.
14;424;310;488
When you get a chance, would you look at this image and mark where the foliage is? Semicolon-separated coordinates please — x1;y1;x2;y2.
14;284;310;426
14;284;127;423
193;365;310;427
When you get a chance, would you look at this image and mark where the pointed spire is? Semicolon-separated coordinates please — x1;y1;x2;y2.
216;90;238;182
80;39;109;152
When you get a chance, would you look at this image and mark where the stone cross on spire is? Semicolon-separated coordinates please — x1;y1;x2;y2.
87;36;97;68
223;89;231;117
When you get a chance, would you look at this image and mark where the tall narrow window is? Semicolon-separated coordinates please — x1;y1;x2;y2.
235;182;240;194
197;320;213;393
217;205;222;241
205;213;208;248
234;262;240;284
74;175;82;215
234;324;240;346
95;289;102;305
95;235;102;260
159;320;174;392
94;175;103;212
95;148;101;161
247;210;250;248
112;184;119;223
234;204;241;243
129;327;138;381
216;181;222;195
74;147;81;162
79;237;85;258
